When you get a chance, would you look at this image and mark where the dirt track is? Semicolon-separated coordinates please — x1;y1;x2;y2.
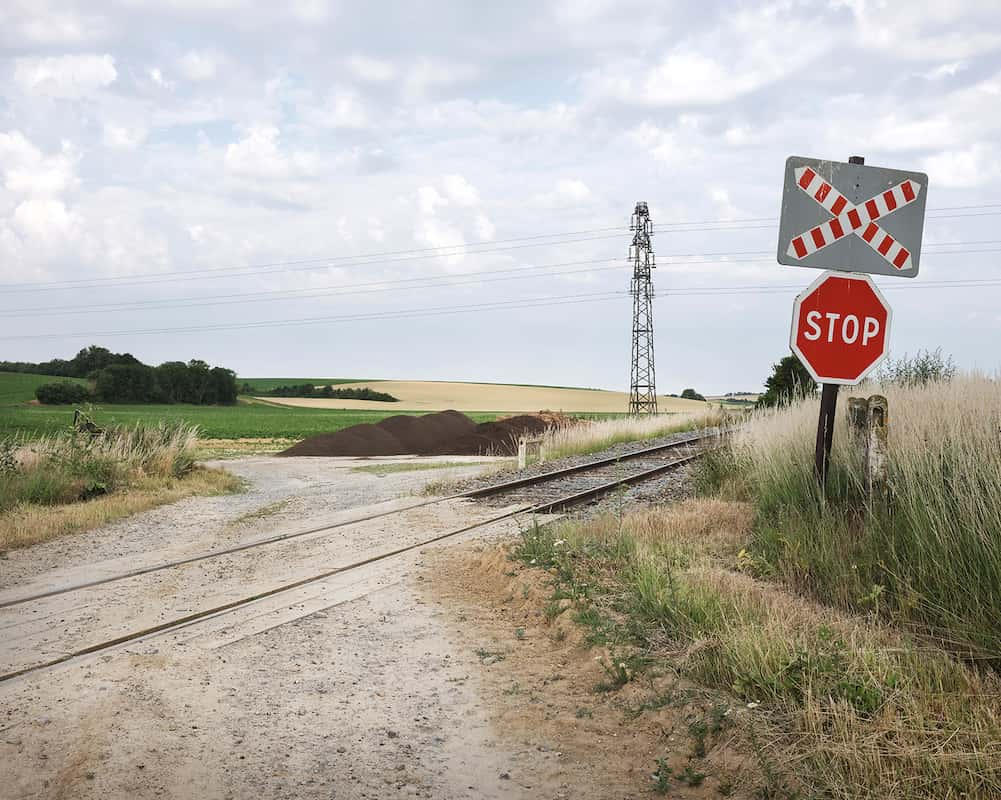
0;454;735;798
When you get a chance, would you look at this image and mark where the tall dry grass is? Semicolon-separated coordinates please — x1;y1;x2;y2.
517;498;1001;797
0;421;238;550
707;373;1001;657
543;408;724;460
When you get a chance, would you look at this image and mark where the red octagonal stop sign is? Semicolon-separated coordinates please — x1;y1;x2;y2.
790;271;892;385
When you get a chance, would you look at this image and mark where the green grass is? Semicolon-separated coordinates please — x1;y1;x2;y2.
514;503;1001;798
0;371;87;404
0;402;500;439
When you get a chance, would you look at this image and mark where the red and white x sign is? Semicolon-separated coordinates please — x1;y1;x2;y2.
786;166;923;271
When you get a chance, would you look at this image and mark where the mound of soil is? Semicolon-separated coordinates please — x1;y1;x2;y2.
278;410;557;457
426;414;549;456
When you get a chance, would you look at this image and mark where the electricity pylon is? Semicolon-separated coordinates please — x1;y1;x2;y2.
628;201;657;414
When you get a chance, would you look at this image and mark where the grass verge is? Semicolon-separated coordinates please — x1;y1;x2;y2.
513;499;1001;798
0;467;241;551
542;408;725;460
699;374;1001;659
0;420;243;550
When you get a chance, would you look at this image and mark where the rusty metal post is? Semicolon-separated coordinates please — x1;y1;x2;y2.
815;383;839;486
866;395;888;503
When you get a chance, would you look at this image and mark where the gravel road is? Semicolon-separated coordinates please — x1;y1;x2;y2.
0;445;708;799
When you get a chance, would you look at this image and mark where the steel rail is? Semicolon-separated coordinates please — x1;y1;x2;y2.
460;431;707;498
0;431;715;610
0;441;707;685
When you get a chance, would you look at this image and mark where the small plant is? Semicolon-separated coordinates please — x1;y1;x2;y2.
651;758;673;794
514;627;526;640
678;764;706;787
575;707;592;719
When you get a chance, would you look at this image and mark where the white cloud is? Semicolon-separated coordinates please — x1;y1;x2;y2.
922;143;1001;187
441;174;480;207
103;123;148;150
346;55;397;82
474;212;495;241
13;53;117;98
223;126;317;180
415;217;465;263
925;61;967;80
179;50;221;81
309;89;369;128
534;178;593;208
628;118;704;167
417;186;448;215
0;131;79;197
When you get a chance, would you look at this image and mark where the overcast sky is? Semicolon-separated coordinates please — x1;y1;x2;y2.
1;1;999;394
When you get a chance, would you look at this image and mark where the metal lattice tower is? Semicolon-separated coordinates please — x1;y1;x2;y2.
628;201;657;414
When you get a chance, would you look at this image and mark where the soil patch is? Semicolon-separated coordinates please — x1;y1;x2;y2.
422;542;756;798
279;410;565;457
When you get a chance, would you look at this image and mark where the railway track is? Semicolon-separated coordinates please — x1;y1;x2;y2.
0;429;715;684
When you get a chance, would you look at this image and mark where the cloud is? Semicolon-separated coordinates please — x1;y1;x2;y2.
0;3;110;47
534;178;592;208
103;123;148;149
307;89;369;128
179;50;221;81
0;131;79;197
223;126;317;180
441;174;480;207
12;53;117;98
922;143;1001;187
345;55;397;82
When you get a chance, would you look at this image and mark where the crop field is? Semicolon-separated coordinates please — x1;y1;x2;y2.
0;372;499;440
239;377;377;392
259;380;707;414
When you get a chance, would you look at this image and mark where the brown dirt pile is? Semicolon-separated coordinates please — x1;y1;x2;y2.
278;410;567;457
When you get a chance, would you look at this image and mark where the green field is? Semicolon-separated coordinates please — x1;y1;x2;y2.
0;371;87;405
0;372;497;439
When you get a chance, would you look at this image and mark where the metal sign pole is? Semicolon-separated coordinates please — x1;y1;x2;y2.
813;155;864;488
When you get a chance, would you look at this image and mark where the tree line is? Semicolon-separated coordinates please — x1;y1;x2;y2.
243;383;398;402
6;346;239;405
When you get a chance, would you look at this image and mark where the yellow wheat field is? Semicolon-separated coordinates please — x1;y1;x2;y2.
258;380;709;414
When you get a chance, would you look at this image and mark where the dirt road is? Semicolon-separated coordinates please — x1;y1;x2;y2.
0;454;731;799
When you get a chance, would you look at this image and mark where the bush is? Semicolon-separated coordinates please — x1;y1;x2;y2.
681;388;705;401
35;381;91;405
0;421;199;514
876;348;956;387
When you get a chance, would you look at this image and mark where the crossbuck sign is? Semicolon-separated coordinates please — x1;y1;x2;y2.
777;156;928;278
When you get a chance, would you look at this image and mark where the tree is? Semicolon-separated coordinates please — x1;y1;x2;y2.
94;364;160;403
155;361;195;403
208;367;238;405
680;388;706;402
757;355;817;408
35;382;91;404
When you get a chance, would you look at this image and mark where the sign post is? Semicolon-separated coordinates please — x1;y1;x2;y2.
777;154;926;487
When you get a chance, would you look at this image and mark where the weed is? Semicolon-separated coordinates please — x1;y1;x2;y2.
575;707;592;719
651;758;673;795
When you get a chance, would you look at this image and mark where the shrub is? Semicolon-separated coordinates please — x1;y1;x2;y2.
35;381;91;405
876;347;956;386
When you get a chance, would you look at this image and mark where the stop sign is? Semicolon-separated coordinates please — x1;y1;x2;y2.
790;271;892;385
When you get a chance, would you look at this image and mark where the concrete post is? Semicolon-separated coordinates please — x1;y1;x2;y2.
867;395;888;503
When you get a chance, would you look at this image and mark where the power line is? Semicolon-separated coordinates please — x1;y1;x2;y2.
4;239;1001;319
0;291;629;342
4;266;1000;343
4;201;1001;293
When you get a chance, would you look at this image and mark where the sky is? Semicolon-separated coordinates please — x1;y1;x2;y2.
1;0;999;394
